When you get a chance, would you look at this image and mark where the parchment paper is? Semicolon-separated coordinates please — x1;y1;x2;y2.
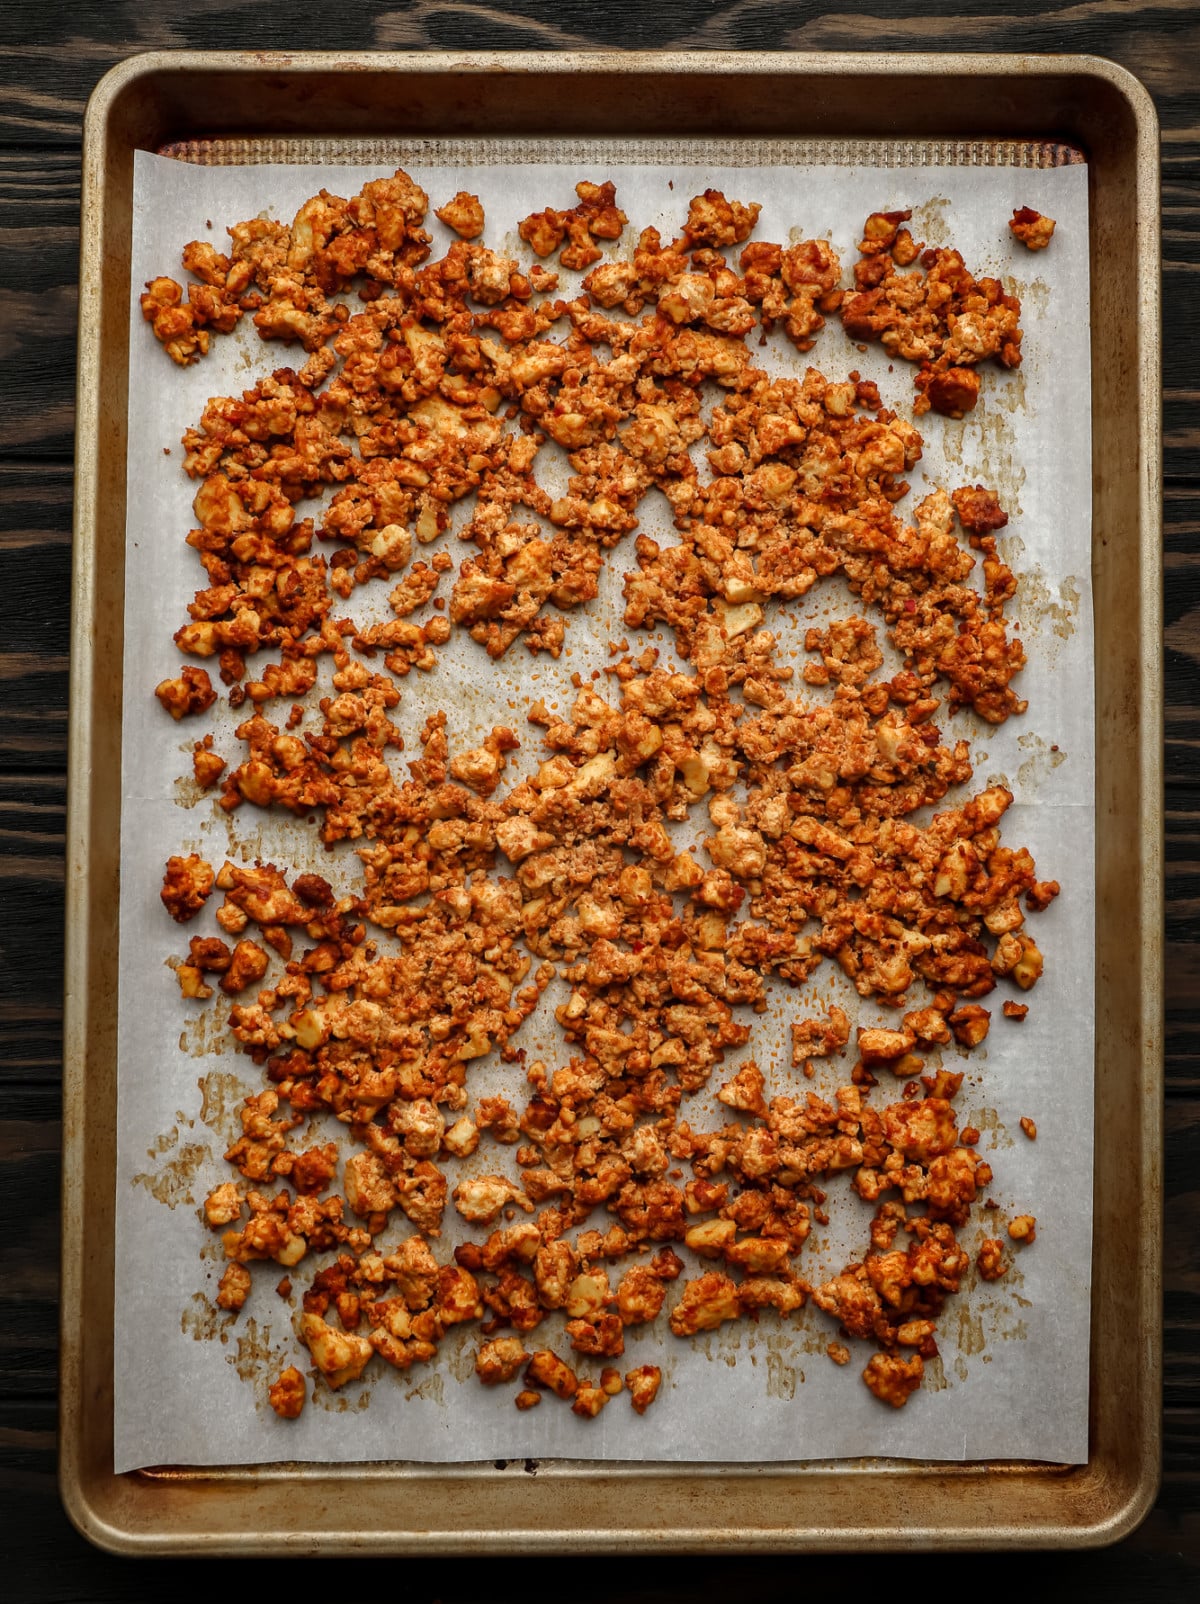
116;149;1092;1473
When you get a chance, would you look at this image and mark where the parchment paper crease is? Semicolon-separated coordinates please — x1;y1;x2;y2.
116;151;1092;1472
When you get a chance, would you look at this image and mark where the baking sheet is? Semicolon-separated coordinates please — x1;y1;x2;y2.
115;149;1092;1473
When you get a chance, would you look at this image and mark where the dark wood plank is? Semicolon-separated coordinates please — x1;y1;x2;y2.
0;465;72;769
1167;1099;1200;1421
0;155;78;458
0;0;1195;138
0;1109;59;1407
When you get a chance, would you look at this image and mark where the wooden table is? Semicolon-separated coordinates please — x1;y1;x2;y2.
2;3;1196;1593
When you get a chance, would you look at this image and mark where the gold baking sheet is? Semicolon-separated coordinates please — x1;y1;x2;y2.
62;49;1162;1554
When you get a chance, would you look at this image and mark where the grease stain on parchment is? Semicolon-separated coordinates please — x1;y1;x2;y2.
971;1249;1032;1339
443;1327;480;1386
227;1315;276;1381
969;1107;1014;1152
937;367;1028;513
1016;731;1068;795
924;1354;951;1393
1017;570;1080;654
311;1382;374;1415
182;1290;234;1346
500;226;539;264
198;1070;248;1145
146;1111;194;1158
908;195;951;246
226;1315;294;1409
406;1370;445;1405
214;809;274;866
133;1141;211;1208
180;1008;233;1060
1000;1251;1031;1302
997;532;1026;567
957;1303;988;1358
1010;275;1051;319
714;1321;744;1369
792;1322;843;1359
764;1341;800;1401
174;771;205;810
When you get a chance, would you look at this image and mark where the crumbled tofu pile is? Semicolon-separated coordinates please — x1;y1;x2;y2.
841;209;1023;418
148;176;1054;1423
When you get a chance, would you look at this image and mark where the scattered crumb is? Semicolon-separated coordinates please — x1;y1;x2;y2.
977;1238;1008;1281
268;1366;307;1419
1008;1214;1037;1244
1009;207;1056;250
435;191;485;240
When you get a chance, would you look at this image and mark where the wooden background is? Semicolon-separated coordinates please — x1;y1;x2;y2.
1;1;1197;1594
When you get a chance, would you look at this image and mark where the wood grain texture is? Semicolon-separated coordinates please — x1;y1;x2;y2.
0;467;72;766
0;158;78;457
0;0;1197;1592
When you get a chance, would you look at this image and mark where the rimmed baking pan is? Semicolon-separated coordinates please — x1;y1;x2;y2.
63;49;1161;1553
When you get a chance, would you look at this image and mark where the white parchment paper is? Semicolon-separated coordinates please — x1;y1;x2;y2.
116;150;1092;1472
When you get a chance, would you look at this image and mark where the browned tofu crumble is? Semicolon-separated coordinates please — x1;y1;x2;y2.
267;1365;307;1418
840;209;1023;419
1009;208;1056;252
146;176;1054;1421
